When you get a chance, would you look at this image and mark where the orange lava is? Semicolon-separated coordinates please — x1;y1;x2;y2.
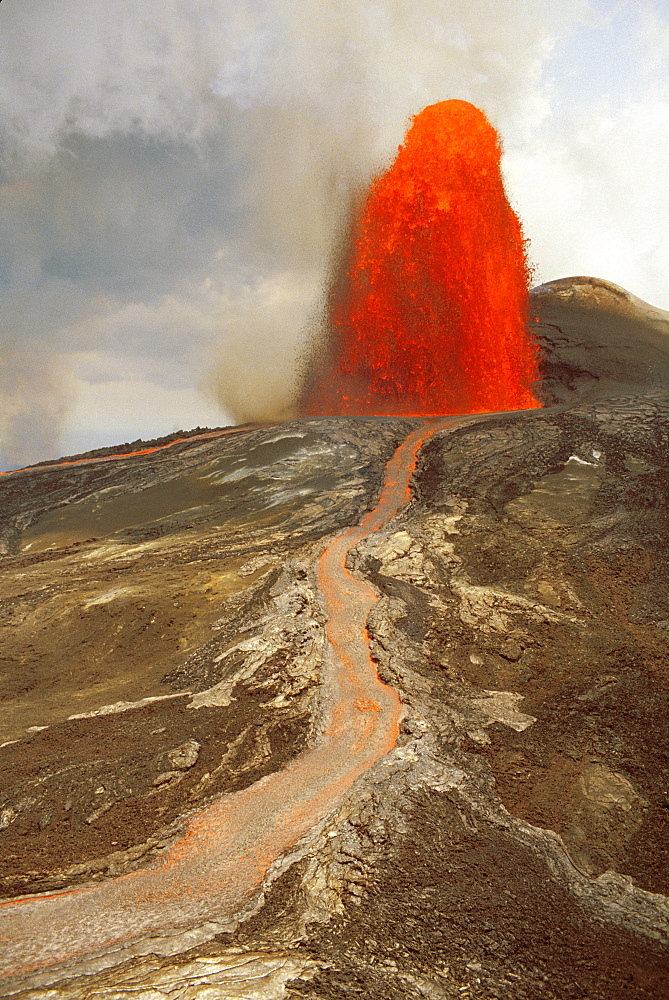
0;426;261;479
0;419;454;985
305;100;540;416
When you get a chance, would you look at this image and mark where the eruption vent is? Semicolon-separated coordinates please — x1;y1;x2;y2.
304;100;540;416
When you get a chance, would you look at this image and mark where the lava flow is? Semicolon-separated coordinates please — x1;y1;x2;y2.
0;419;453;987
304;100;540;416
0;426;255;479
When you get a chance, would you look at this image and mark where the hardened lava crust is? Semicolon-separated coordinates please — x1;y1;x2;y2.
0;279;668;998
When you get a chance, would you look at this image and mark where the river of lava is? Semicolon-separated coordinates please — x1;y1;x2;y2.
304;99;540;417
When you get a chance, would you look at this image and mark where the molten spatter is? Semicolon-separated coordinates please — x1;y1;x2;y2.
304;100;540;416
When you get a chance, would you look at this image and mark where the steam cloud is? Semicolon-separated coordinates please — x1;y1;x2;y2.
0;0;667;465
0;349;74;470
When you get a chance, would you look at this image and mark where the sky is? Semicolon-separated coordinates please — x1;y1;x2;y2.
0;0;668;469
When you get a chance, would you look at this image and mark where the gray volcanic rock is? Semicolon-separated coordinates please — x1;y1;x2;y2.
0;281;668;998
532;275;669;404
0;420;414;898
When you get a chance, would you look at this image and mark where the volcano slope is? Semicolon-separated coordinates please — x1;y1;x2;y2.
0;277;668;998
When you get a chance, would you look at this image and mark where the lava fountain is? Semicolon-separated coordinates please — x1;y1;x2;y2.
304;100;540;416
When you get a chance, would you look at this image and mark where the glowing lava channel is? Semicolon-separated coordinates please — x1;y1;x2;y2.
305;100;540;417
0;427;256;479
0;419;453;987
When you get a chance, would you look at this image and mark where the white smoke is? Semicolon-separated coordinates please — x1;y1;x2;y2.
0;1;580;167
0;348;74;470
1;0;668;463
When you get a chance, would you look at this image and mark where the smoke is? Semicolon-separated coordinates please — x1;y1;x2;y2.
1;0;668;462
201;0;588;421
0;349;74;470
0;1;224;169
1;1;578;169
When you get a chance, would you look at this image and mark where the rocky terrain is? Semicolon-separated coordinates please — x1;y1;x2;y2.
0;277;667;998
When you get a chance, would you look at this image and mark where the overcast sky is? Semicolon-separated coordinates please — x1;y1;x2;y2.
0;0;667;468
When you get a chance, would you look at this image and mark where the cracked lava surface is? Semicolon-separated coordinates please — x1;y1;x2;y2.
1;279;668;998
0;418;453;984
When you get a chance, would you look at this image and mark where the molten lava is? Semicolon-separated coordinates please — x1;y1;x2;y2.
0;419;449;980
305;100;540;415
